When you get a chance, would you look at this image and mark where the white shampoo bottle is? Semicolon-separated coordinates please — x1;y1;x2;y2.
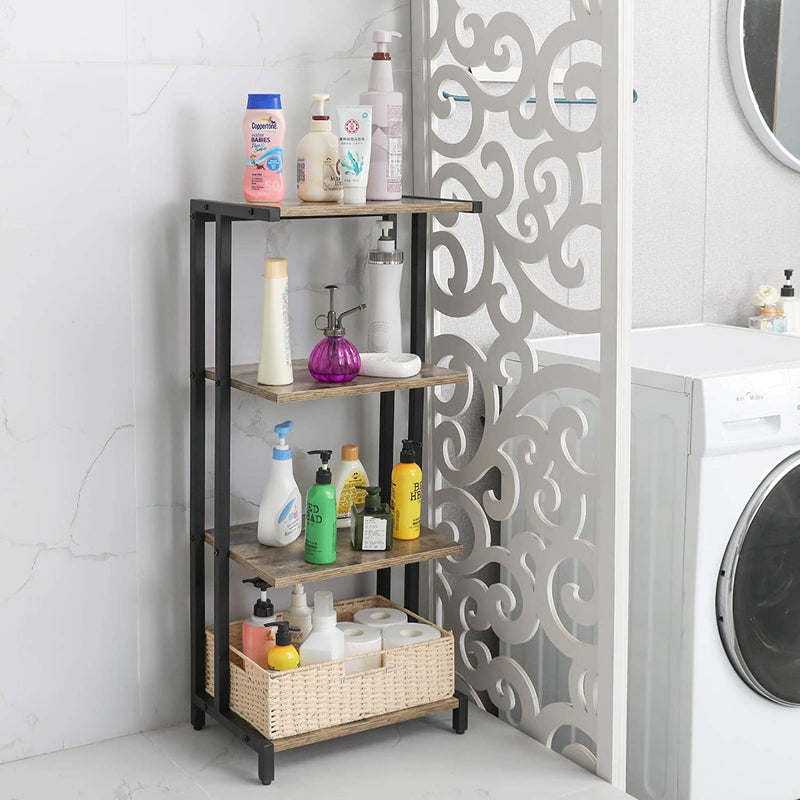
366;220;404;353
361;30;403;200
257;420;302;547
257;258;293;386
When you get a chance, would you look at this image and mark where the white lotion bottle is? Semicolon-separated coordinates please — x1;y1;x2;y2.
257;420;302;547
366;220;404;353
296;94;343;203
299;590;345;666
779;269;800;333
257;258;293;386
286;583;313;640
360;30;403;200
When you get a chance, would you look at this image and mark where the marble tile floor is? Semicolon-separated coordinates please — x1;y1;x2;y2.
0;706;633;800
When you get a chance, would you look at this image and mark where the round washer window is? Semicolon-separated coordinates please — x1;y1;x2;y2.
717;452;800;706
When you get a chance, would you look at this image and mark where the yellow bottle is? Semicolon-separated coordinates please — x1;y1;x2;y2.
391;440;422;540
264;621;301;671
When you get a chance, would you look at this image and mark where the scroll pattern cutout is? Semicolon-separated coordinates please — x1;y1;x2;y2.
425;0;605;771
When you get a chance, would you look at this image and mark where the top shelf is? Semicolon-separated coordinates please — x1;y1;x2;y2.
190;196;482;222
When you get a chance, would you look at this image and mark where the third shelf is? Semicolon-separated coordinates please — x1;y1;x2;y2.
204;523;462;588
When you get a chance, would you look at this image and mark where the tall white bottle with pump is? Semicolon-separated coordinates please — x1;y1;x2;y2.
257;420;302;547
361;30;403;200
366;220;404;353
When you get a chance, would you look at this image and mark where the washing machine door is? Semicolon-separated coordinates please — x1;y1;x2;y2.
717;451;800;706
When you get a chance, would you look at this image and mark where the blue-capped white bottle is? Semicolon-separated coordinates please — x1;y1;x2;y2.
258;421;302;547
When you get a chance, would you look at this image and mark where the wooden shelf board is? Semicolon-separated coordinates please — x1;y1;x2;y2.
192;196;478;220
204;523;462;588
271;697;459;752
206;360;468;404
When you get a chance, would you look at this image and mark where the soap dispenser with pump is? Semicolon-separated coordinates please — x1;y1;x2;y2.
296;93;343;203
305;449;337;565
308;284;366;383
779;269;800;333
361;30;403;200
242;577;277;669
262;621;301;671
257;420;302;547
366;220;404;353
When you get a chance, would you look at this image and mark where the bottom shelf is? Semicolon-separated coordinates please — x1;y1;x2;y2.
273;697;459;752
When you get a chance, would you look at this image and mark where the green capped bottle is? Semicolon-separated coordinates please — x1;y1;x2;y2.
351;485;394;552
305;450;337;564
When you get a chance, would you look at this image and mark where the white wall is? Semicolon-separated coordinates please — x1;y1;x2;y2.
635;0;800;328
0;0;410;763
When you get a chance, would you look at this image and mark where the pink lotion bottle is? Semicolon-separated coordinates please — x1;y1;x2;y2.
361;31;403;200
241;577;277;669
243;94;286;203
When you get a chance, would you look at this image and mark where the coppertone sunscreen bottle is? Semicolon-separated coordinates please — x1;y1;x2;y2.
243;93;285;202
391;439;422;540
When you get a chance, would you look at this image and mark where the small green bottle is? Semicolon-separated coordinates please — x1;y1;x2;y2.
351;486;394;552
305;450;337;565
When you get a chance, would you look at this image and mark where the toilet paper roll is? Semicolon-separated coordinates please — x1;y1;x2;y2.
353;607;408;629
381;622;441;650
337;622;382;674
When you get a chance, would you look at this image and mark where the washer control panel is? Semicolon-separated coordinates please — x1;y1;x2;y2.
692;369;800;455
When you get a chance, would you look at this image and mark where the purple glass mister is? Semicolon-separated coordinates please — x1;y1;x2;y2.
308;284;366;383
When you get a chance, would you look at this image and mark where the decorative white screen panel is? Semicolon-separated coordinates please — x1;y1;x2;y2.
412;0;631;784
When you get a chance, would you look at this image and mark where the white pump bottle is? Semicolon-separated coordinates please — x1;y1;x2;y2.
366;220;404;354
296;93;343;203
361;30;403;200
257;420;302;547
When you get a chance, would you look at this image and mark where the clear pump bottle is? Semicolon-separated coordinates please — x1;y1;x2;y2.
241;577;277;669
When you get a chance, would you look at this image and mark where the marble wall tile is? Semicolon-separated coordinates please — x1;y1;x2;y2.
0;0;126;63
0;62;138;762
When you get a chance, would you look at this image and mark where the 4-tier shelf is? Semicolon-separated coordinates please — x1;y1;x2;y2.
189;195;482;784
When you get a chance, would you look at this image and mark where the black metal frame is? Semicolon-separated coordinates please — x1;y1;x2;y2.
188;197;479;785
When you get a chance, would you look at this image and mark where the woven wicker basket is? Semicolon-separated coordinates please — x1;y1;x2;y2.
205;595;454;740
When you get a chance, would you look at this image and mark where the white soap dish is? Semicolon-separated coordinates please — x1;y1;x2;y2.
358;353;422;379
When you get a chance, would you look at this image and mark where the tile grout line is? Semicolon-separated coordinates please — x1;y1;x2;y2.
699;0;714;322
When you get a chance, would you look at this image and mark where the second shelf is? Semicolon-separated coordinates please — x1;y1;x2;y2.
206;360;467;403
205;523;462;587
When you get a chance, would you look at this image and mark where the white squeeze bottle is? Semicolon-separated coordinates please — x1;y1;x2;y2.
286;583;313;640
300;591;345;666
366;220;404;353
361;30;403;200
257;420;302;547
257;258;293;386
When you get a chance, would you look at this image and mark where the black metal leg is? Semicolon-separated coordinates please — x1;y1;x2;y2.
377;390;395;599
213;215;233;713
190;705;206;731
453;691;468;734
189;211;208;723
257;740;275;786
404;563;420;615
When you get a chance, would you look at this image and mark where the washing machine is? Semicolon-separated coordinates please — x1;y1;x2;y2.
531;323;800;800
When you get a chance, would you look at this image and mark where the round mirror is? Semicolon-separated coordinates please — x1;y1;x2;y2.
728;0;800;171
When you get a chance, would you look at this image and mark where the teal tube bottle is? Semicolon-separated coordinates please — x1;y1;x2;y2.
305;450;337;564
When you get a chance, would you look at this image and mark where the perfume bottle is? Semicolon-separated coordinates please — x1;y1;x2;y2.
308;285;366;382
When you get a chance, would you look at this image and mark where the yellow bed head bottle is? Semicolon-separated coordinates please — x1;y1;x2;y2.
391;439;421;540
